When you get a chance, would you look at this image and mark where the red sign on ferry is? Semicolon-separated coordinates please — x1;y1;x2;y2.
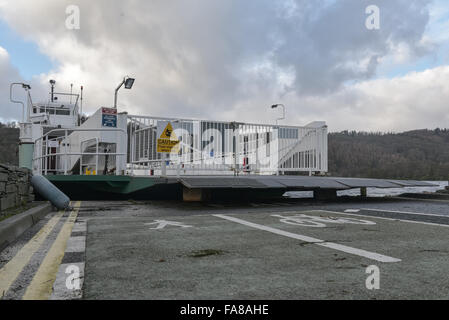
102;107;117;115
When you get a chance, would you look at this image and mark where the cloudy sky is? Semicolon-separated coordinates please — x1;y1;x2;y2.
0;0;448;132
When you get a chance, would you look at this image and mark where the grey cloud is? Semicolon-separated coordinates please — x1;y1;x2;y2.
0;0;436;129
0;47;54;122
0;49;26;122
273;0;432;94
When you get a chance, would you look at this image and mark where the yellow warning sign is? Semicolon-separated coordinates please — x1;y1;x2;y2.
157;121;180;153
159;122;175;139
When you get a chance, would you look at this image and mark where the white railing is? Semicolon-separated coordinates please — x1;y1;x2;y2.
33;128;127;176
32;116;327;177
278;125;328;174
127;115;328;176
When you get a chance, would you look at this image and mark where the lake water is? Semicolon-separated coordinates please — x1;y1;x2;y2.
285;181;449;199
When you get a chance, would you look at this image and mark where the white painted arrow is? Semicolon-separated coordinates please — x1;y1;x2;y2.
145;220;193;230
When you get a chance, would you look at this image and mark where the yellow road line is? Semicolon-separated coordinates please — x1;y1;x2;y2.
0;210;63;298
23;201;82;300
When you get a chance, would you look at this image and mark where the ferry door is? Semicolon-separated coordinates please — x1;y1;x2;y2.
243;136;249;172
46;144;57;174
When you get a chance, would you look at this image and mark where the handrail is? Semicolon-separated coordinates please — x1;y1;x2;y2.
35;128;126;144
127;114;326;130
34;152;126;160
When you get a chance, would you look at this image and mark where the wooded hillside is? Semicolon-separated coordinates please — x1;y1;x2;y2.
329;129;449;180
0;123;19;166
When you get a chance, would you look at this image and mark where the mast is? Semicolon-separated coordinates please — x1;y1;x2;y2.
79;85;83;126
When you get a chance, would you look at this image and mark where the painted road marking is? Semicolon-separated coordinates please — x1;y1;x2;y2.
50;262;84;300
344;209;361;213
51;219;87;300
321;210;449;228
272;214;376;228
214;214;401;263
269;210;449;228
0;211;63;297
65;236;86;253
145;220;193;230
360;208;449;218
23;201;81;300
72;220;87;233
393;196;449;203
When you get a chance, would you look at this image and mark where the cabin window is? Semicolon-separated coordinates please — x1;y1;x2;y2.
39;107;54;114
56;109;70;116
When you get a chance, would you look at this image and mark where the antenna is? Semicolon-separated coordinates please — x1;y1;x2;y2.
70;83;73;104
79;85;83;126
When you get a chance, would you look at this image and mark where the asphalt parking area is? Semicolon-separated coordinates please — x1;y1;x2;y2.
84;207;449;299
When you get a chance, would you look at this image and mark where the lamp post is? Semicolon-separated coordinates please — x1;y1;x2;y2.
114;76;135;109
49;79;56;102
271;104;285;125
10;82;32;170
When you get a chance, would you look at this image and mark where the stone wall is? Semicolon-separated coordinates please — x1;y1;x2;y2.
0;164;34;213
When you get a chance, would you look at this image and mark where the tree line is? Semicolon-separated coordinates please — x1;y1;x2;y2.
328;129;449;180
0;122;20;166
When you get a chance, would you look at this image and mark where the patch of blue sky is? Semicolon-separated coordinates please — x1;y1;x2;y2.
375;0;449;79
377;54;445;79
426;0;449;47
0;19;54;80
